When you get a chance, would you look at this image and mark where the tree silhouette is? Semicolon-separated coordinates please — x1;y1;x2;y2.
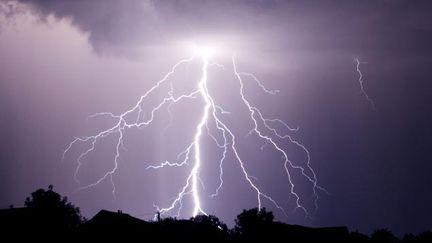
417;231;432;243
25;185;83;229
190;214;228;232
349;231;371;243
371;228;399;243
234;207;274;236
402;233;416;243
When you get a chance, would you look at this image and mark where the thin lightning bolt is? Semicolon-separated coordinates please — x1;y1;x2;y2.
63;51;325;219
355;58;376;110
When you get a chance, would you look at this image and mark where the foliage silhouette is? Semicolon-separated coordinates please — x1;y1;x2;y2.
24;185;83;229
234;207;274;235
232;207;279;241
417;231;432;242
349;231;371;243
371;229;399;243
2;188;432;242
190;214;228;232
403;233;417;243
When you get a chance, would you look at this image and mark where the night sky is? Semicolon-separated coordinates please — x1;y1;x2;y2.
1;0;432;236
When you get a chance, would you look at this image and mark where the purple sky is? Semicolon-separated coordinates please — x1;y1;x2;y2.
1;0;432;236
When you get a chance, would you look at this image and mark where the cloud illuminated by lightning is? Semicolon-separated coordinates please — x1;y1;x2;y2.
63;45;325;219
355;58;376;110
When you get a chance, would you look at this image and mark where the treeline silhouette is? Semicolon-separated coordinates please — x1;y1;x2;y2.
0;186;431;242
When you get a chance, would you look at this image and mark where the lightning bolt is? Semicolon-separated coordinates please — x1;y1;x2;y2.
355;58;376;110
63;51;325;220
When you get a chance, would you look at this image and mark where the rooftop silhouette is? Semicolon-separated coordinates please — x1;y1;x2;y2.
0;186;431;242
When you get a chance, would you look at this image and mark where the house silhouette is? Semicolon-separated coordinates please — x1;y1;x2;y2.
1;207;349;242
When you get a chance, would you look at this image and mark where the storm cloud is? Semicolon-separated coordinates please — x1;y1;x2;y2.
15;0;432;58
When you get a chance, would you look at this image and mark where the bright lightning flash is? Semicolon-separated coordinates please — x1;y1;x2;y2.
192;45;218;59
63;44;325;219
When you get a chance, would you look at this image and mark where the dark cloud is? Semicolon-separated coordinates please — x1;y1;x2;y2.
16;0;281;55
15;0;432;58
